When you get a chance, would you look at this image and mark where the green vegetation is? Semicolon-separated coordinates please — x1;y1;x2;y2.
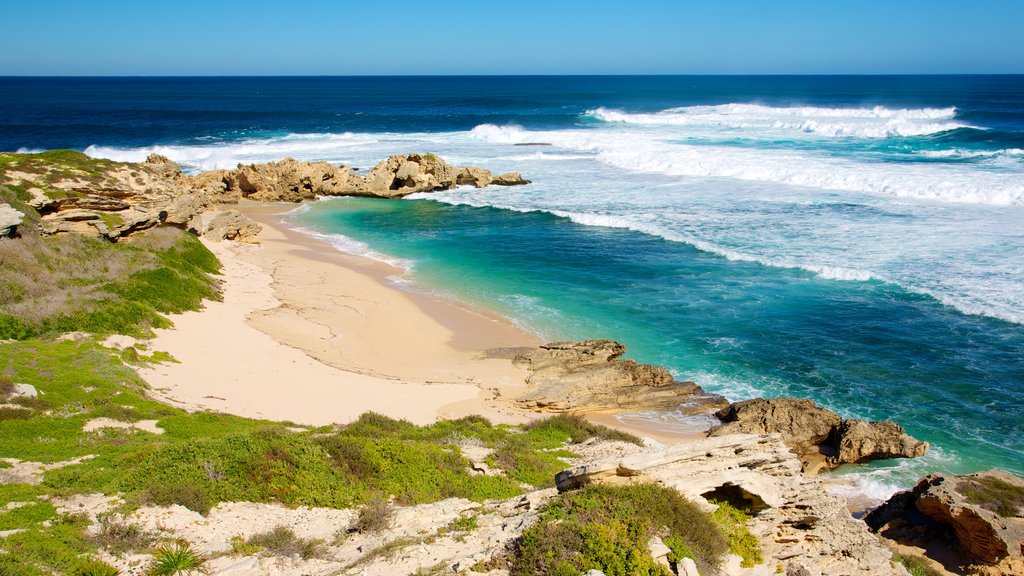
353;497;395;533
0;228;221;339
509;484;730;576
709;500;763;567
958;475;1024;517
147;543;205;576
70;557;122;576
893;553;944;576
233;526;327;560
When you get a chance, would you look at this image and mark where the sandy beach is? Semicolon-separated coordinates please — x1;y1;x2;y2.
140;202;542;427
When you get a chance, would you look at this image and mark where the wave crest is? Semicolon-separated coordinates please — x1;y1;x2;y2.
584;103;973;138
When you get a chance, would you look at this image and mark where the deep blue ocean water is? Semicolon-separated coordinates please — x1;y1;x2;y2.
3;76;1022;497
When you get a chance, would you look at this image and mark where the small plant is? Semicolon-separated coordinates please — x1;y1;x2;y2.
0;378;15;400
237;526;326;560
148;543;206;576
87;514;155;554
353;497;395;533
71;558;122;576
709;500;762;568
893;553;944;576
441;514;478;534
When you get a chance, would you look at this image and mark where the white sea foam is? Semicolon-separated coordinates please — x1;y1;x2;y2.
85;132;385;172
585;103;972;138
467;123;1024;206
285;223;412;271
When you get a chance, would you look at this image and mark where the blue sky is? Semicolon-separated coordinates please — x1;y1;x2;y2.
2;0;1022;75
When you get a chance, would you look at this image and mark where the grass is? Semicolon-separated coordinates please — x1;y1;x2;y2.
509;484;730;576
86;514;155;554
958;475;1024;517
893;553;944;576
70;558;122;576
232;525;327;560
0;227;221;339
147;543;205;576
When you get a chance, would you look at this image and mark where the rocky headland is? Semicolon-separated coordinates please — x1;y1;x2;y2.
1;149;1019;576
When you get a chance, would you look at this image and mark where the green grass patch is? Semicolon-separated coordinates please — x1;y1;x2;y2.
510;484;729;576
0;227;221;340
232;525;326;560
709;500;762;568
958;475;1024;517
893;553;944;576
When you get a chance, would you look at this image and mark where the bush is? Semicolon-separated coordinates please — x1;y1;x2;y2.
524;414;642;446
510;484;728;576
709;500;762;567
236;526;326;560
894;553;944;576
86;514;155;554
142;483;212;516
353;497;395;533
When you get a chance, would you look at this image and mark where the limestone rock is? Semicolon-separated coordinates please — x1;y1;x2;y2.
144;153;183;179
492;171;531;186
455;166;493;188
213;158;363;202
832;419;929;464
555;433;903;575
190;210;262;243
0;204;25;237
361;153;458;198
710;398;927;473
866;470;1024;575
512;340;727;413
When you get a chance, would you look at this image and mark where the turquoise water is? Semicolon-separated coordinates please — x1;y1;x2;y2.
7;75;1022;498
294;196;1023;496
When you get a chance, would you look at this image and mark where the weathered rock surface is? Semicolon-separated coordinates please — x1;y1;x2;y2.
0;203;25;237
1;150;529;244
511;340;727;413
865;470;1024;576
710;398;928;473
189;209;262;243
556;433;905;575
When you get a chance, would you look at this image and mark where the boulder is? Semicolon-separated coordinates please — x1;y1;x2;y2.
189;210;262;243
0;204;25;237
709;398;928;473
143;154;183;179
361;153;458;197
511;340;727;413
455;166;494;188
492;171;531;186
865;470;1024;576
215;157;363;202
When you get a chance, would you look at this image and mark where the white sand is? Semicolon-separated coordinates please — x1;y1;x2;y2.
139;204;540;427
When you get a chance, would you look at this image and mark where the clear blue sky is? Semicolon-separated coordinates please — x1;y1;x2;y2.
2;0;1022;75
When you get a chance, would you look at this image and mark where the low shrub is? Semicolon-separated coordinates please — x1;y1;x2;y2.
510;484;729;576
70;557;121;576
524;414;642;446
86;514;155;554
353;497;395;534
147;543;205;576
142;483;212;516
958;476;1024;518
894;553;944;576
236;525;326;560
709;500;762;567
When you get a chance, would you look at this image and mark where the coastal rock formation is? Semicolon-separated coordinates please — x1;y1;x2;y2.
188;209;262;243
0;150;530;243
555;433;904;575
0;203;24;237
865;470;1024;576
709;397;928;473
511;340;728;413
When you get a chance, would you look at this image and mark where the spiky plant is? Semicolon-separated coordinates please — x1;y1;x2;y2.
147;543;206;576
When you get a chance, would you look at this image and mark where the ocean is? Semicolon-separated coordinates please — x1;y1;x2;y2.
3;75;1022;498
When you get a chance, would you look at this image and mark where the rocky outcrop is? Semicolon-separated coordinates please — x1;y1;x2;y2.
189;209;262;243
555;433;905;575
0;203;25;237
709;398;928;474
1;150;530;243
510;340;727;414
866;470;1024;576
